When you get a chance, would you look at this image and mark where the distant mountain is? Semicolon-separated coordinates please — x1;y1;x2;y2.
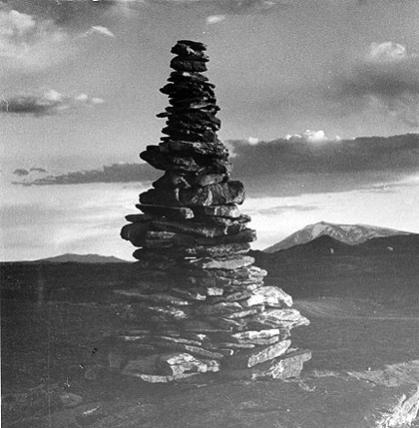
252;234;419;263
33;253;129;264
264;221;412;253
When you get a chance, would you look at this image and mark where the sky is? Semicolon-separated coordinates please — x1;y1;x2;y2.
0;0;419;260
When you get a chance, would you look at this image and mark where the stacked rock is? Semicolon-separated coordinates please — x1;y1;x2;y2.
117;40;311;383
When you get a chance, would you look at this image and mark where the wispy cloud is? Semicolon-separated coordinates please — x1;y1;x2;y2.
13;134;419;198
13;163;158;185
247;204;317;216
229;133;419;196
143;0;291;16
206;14;226;24
231;133;419;176
0;8;73;70
0;6;117;73
216;0;289;15
85;25;115;38
13;168;29;177
284;129;340;143
0;89;104;116
333;41;419;127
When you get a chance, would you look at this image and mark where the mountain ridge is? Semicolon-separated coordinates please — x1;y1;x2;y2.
264;221;412;253
32;253;129;264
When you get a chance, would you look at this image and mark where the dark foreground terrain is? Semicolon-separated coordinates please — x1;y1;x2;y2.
2;239;419;427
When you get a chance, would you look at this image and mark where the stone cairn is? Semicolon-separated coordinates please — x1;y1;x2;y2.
117;40;311;383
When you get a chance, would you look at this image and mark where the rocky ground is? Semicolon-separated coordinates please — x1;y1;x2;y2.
2;292;419;427
2;246;419;427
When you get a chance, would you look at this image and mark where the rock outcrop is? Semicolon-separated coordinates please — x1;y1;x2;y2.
117;40;310;382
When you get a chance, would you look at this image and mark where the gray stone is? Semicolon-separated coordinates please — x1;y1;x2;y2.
193;172;227;187
157;342;225;360
182;243;250;258
121;355;160;376
181;319;233;333
160;140;228;158
224;283;264;294
131;373;194;383
151;219;232;238
224;349;312;380
199;302;243;316
60;392;83;408
217;290;254;302
170;57;208;72
225;306;265;319
242;287;293;308
193;205;241;218
179;181;245;207
137;204;194;220
140;146;202;172
121;222;150;247
152;171;192;190
187;255;255;270
139;188;180;206
172;287;207;301
203;215;250;227
151;336;203;347
203;316;248;331
223;339;292;368
232;329;283;343
113;290;190;306
125;213;152;223
216;342;255;349
146;230;177;240
157;352;219;376
144;304;190;320
250;309;310;329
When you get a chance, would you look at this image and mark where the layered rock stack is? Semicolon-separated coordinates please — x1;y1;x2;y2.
116;40;311;382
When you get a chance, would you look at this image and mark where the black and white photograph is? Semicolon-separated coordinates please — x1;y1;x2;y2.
1;0;419;426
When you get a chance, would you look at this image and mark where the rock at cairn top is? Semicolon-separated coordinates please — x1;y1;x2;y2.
117;40;311;383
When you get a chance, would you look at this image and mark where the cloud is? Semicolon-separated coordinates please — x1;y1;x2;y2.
367;41;408;63
247;204;317;215
0;8;73;70
0;89;104;116
247;136;260;144
0;203;61;228
0;6;118;73
13;168;29;177
285;130;340;143
206;14;226;24
13;163;159;185
213;0;290;15
141;0;290;16
229;133;419;196
85;25;115;37
13;134;419;197
232;133;419;176
361;175;419;194
29;167;47;173
333;42;419;127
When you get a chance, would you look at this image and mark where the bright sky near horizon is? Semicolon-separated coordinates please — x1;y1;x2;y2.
0;0;419;260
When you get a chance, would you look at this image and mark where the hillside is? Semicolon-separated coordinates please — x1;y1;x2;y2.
251;234;419;305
